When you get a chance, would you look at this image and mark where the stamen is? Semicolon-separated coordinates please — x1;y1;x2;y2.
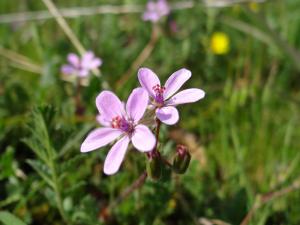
111;116;134;133
152;84;165;94
152;84;165;105
111;116;121;129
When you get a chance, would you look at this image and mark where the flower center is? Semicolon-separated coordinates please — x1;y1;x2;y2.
152;84;165;106
111;116;134;133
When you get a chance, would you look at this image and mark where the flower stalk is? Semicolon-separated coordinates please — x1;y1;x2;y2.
49;160;69;225
74;78;84;116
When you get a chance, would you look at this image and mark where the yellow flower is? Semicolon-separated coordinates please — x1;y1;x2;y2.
167;199;176;210
210;32;230;55
249;2;259;12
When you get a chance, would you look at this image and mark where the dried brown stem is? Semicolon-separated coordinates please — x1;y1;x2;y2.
0;2;196;24
42;0;85;54
0;46;43;74
109;171;148;209
99;171;148;221
0;1;270;24
240;177;300;225
204;0;266;8
116;24;159;89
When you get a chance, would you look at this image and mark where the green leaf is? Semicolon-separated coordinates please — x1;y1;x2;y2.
0;146;15;180
26;159;54;189
24;106;58;164
60;154;86;173
0;211;27;225
58;124;93;158
23;138;48;164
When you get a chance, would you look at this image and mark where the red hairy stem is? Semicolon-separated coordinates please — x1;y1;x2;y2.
147;118;161;159
148;118;173;167
154;118;161;152
112;171;148;207
161;157;172;168
74;78;85;116
100;171;148;220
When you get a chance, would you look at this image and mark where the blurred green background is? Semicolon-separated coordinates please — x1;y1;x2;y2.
1;0;300;224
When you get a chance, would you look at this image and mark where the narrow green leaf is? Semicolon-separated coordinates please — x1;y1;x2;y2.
26;159;54;189
58;124;94;158
0;211;27;225
23;138;48;163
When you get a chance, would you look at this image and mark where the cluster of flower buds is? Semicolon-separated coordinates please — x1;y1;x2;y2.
80;67;205;177
146;144;191;180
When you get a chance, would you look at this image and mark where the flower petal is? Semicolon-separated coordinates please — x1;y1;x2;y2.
131;125;155;152
81;51;102;69
61;65;75;75
96;91;125;121
126;88;149;123
164;68;191;99
138;68;161;97
165;88;205;106
82;51;94;62
104;136;130;175
78;69;89;77
80;128;122;152
90;58;102;69
157;0;170;15
156;106;179;125
67;53;80;67
96;115;110;127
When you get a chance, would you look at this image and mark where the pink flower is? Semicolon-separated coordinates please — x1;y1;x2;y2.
61;51;102;78
138;68;205;125
142;0;170;23
80;88;156;175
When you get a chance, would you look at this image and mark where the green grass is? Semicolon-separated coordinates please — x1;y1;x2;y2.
1;0;300;224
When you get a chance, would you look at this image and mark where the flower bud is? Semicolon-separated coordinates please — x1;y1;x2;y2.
146;151;162;181
172;145;191;174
